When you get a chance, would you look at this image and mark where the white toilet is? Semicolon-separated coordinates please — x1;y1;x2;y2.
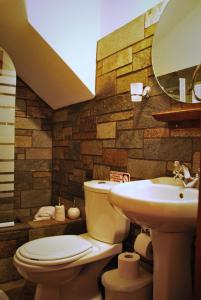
14;181;130;300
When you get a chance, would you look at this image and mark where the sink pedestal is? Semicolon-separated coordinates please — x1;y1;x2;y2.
152;230;193;300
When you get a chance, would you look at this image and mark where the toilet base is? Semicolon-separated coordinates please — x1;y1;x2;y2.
33;257;112;300
35;285;102;300
35;285;60;300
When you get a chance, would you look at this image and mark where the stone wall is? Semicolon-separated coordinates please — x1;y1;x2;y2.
52;13;201;210
14;78;53;220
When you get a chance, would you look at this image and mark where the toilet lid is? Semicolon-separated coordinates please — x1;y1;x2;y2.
19;235;92;262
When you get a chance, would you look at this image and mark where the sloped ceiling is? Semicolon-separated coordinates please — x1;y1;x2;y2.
0;0;94;109
0;0;162;109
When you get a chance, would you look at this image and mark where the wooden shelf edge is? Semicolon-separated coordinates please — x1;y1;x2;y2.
152;107;201;122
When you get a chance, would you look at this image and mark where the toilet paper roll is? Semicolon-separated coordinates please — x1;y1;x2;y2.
134;233;153;260
55;205;65;221
118;252;140;280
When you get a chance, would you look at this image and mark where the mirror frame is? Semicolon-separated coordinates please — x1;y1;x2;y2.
192;64;201;101
152;0;201;103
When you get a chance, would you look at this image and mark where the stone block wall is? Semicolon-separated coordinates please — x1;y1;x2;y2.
14;78;53;220
52;13;201;209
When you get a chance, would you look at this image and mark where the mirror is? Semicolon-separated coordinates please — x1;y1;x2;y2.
152;0;201;103
192;64;201;101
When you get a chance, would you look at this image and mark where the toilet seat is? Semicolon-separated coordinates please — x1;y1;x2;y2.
17;235;93;266
15;233;123;269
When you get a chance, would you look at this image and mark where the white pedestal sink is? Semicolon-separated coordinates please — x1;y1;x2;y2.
110;177;198;300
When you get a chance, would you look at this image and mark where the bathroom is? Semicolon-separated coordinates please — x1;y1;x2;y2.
0;0;201;299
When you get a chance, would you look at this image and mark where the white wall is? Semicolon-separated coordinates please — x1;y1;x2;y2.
26;0;101;94
100;0;162;37
26;0;162;95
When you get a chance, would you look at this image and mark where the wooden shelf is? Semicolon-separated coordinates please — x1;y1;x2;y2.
152;107;201;122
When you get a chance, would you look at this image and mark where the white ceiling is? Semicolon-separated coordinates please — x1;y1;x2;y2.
0;0;162;109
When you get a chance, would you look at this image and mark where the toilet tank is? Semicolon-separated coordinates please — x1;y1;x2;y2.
84;180;130;244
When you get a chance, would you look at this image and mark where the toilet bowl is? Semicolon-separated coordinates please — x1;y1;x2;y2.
0;290;9;300
14;233;122;300
14;181;130;300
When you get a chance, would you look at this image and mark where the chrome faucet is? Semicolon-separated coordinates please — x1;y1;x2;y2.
173;161;200;188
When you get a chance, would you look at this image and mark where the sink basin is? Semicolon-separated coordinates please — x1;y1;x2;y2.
110;177;198;232
110;177;199;300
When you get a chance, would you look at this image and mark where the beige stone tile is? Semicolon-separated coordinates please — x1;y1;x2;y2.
69;169;86;183
128;149;143;159
15;117;41;130
96;71;116;98
15;160;51;172
15;99;27;112
144;128;170;138
170;128;201;138
145;23;158;37
97;15;144;60
132;36;153;53
117;64;133;77
116;69;148;94
0;125;14;143
33;177;51;189
133;48;152;72
16;154;25;160
128;158;166;179
52;147;65;159
33;171;52;178
73;132;96;140
102;140;116;148
97;61;103;70
117;47;133;68
81;140;102;155
144;138;192;161
97;111;133;123
21;189;51;208
103;148;128;167
148;75;163;96
147;66;154;76
117;120;133;130
14;208;31;220
53;109;68;122
93;164;110;180
97;122;116;139
26;148;52;159
32;130;52;147
116;130;143;148
102;54;118;74
192;152;200;173
15;136;32;148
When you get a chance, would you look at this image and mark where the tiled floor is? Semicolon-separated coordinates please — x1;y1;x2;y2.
0;279;35;300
